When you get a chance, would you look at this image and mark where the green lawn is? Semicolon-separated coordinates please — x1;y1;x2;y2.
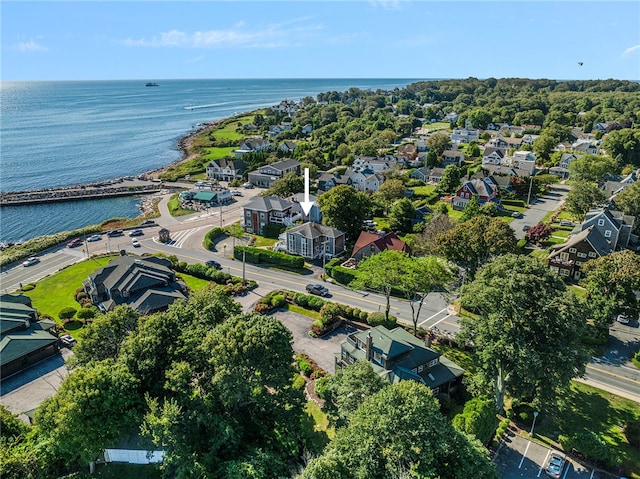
24;256;114;324
305;400;335;440
420;121;450;132
248;235;278;247
536;381;640;478
285;303;322;320
201;146;235;160
178;273;212;292
167;194;195;217
410;185;437;197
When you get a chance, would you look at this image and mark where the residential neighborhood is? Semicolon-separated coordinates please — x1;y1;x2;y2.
2;77;640;479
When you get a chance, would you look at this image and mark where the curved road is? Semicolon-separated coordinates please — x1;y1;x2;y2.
1;182;639;402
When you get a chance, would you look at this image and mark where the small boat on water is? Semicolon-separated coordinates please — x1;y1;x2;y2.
145;82;159;87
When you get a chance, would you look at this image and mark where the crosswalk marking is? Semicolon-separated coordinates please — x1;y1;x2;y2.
154;226;207;249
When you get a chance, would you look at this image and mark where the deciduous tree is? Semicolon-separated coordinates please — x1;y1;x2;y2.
525;222;552;244
567;154;618;182
302;381;497;479
318;185;372;240
263;171;304;197
580;250;640;327
459;254;589;412
427;131;452;158
388;198;415;233
612;181;640;216
436;164;462;195
564;181;607;219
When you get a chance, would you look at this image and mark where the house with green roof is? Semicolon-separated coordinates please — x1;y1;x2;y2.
335;325;464;395
82;255;187;315
1;293;59;378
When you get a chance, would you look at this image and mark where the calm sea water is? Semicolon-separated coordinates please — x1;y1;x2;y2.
0;79;418;242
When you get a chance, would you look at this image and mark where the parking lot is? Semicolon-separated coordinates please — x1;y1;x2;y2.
494;429;613;479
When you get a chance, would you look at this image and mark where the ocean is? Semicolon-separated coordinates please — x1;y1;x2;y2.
0;78;418;243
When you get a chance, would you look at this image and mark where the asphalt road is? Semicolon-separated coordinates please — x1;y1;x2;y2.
2;181;639;403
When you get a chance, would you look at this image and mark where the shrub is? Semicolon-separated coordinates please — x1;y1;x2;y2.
203;227;225;251
254;303;272;314
58;307;77;321
513;403;535;427
451;397;498;445
624;418;640;448
315;376;330;399
75;291;89;303
292;374;306;391
297;359;313;377
76;307;97;320
367;312;397;329
320;303;342;325
271;294;286;308
359;311;368;322
20;283;36;291
234;246;304;269
559;431;609;463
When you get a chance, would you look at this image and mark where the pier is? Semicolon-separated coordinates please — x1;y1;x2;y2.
0;178;172;206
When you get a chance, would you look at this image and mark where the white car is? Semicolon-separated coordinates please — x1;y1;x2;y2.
131;238;140;248
87;234;102;242
22;256;40;267
616;314;631;324
59;334;77;347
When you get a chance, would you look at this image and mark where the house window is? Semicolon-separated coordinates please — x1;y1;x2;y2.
597;219;605;226
246;220;252;227
246;211;251;217
604;230;612;238
569;248;577;253
575;261;583;267
559;269;570;276
348;355;355;365
559;252;569;262
428;358;439;367
588;252;597;258
260;213;265;219
577;252;587;258
341;350;347;359
418;364;424;372
373;351;382;365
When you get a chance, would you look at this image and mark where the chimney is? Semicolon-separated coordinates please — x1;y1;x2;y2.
366;332;373;361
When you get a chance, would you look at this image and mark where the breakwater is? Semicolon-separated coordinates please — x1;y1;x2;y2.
0;178;169;206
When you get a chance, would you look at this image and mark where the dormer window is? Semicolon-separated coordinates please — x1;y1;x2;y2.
597;219;605;226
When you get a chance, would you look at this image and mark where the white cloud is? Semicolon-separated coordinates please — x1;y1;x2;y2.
121;18;323;49
15;40;48;52
621;44;640;57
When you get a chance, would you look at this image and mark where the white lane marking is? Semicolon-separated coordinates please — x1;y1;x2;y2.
538;450;550;477
519;441;531;469
417;307;448;326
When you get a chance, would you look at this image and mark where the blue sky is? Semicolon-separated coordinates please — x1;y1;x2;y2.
2;1;639;81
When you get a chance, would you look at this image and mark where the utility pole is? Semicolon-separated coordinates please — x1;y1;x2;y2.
219;202;223;228
322;240;327;280
526;175;534;206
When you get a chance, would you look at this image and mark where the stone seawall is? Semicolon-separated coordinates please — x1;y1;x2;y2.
0;179;170;206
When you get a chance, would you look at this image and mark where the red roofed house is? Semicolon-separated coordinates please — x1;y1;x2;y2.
351;231;411;262
452;178;499;211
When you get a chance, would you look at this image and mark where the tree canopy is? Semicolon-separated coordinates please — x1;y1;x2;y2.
459;254;589;412
317;185;373;240
302;381;497;479
564;181;607;219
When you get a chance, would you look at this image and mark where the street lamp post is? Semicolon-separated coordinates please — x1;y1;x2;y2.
530;410;539;436
322;240;328;281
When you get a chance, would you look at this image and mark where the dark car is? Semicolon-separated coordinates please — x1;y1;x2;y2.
140;219;156;226
206;260;222;270
306;284;329;296
522;225;531;232
106;229;124;237
67;238;83;248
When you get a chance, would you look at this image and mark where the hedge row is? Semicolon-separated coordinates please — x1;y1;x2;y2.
0;224;103;267
203;227;225;251
234;246;304;269
173;259;257;293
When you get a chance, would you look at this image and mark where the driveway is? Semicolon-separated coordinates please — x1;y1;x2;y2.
274;310;356;374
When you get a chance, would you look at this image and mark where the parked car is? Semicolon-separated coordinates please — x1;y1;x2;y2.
205;260;222;270
87;234;102;242
511;212;522;218
128;229;144;237
616;314;631;324
131;238;140;248
559;221;574;227
522;225;531;231
59;334;77;347
106;229;124;237
231;190;243;196
67;238;83;248
306;284;329;296
140;219;156;225
22;256;40;267
544;451;566;478
243;182;254;189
